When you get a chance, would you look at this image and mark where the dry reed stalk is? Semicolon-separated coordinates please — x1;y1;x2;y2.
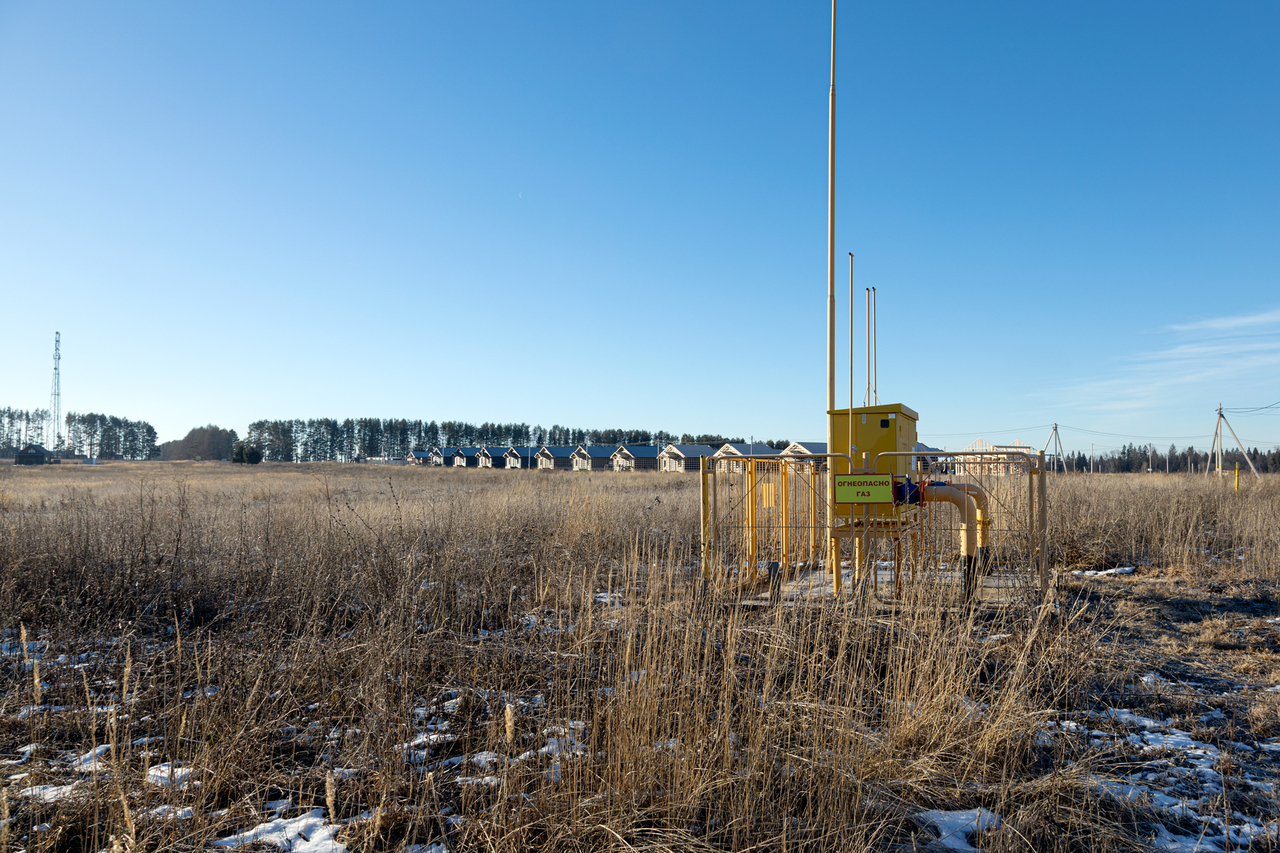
30;657;41;708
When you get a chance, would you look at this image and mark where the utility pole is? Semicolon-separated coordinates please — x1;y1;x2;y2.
1209;404;1260;480
1042;423;1068;473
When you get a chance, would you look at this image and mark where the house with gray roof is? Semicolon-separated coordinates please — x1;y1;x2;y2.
455;447;485;468
571;445;615;472
15;444;57;465
657;444;717;473
535;446;576;471
612;444;660;472
713;442;780;473
504;446;538;469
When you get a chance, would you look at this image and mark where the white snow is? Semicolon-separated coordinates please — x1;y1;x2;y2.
1;744;39;765
71;744;113;773
210;808;346;852
146;763;197;788
146;804;195;820
19;782;81;803
914;807;1001;851
17;704;73;719
456;775;501;787
1073;566;1136;577
1079;706;1280;850
1140;672;1170;688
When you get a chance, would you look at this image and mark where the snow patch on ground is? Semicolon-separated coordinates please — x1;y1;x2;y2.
914;807;1000;851
19;782;81;803
1073;566;1136;577
211;808;345;852
1040;705;1280;850
71;744;113;773
146;762;197;788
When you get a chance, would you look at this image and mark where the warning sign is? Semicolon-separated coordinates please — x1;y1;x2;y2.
834;473;893;504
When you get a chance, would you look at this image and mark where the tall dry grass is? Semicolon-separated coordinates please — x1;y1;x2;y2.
1047;472;1280;579
1;463;1269;851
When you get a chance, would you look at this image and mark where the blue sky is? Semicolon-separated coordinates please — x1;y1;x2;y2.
2;2;1278;453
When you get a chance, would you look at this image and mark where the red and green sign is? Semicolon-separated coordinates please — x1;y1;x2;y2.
834;473;893;504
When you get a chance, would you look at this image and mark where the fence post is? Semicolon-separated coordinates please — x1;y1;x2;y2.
780;459;790;579
747;458;758;579
1037;450;1048;596
809;463;819;566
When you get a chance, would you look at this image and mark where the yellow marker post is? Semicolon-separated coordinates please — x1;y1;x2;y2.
1235;462;1239;492
747;459;758;579
780;460;790;579
700;455;710;581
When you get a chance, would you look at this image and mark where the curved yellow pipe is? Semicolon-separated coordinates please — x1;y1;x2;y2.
948;483;989;549
920;483;977;558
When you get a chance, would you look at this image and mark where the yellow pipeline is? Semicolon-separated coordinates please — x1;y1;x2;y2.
948;482;990;550
921;482;983;601
920;484;978;559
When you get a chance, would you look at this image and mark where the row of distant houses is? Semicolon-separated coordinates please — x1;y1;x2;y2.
403;442;830;472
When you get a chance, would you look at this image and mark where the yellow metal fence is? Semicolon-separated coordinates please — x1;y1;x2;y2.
699;452;1048;606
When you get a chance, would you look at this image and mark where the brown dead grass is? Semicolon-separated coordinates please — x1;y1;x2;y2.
0;464;1275;851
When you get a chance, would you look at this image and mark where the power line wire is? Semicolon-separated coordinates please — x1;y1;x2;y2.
919;424;1053;438
1056;424;1213;441
1223;401;1280;415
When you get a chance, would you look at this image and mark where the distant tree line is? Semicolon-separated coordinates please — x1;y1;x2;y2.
241;419;678;463
0;407;159;460
0;407;50;454
238;418;793;463
680;435;791;450
2;406;789;465
158;425;239;461
1057;442;1280;473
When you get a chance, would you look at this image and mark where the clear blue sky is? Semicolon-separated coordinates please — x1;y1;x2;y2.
3;2;1278;454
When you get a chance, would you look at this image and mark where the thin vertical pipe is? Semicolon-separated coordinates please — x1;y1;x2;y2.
825;0;838;595
865;287;871;406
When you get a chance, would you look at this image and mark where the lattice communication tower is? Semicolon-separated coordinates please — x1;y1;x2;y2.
49;331;61;454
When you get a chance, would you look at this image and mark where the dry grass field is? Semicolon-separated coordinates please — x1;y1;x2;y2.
0;462;1277;852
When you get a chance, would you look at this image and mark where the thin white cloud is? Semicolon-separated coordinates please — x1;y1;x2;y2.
1031;306;1280;420
1138;340;1280;361
1169;307;1280;332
